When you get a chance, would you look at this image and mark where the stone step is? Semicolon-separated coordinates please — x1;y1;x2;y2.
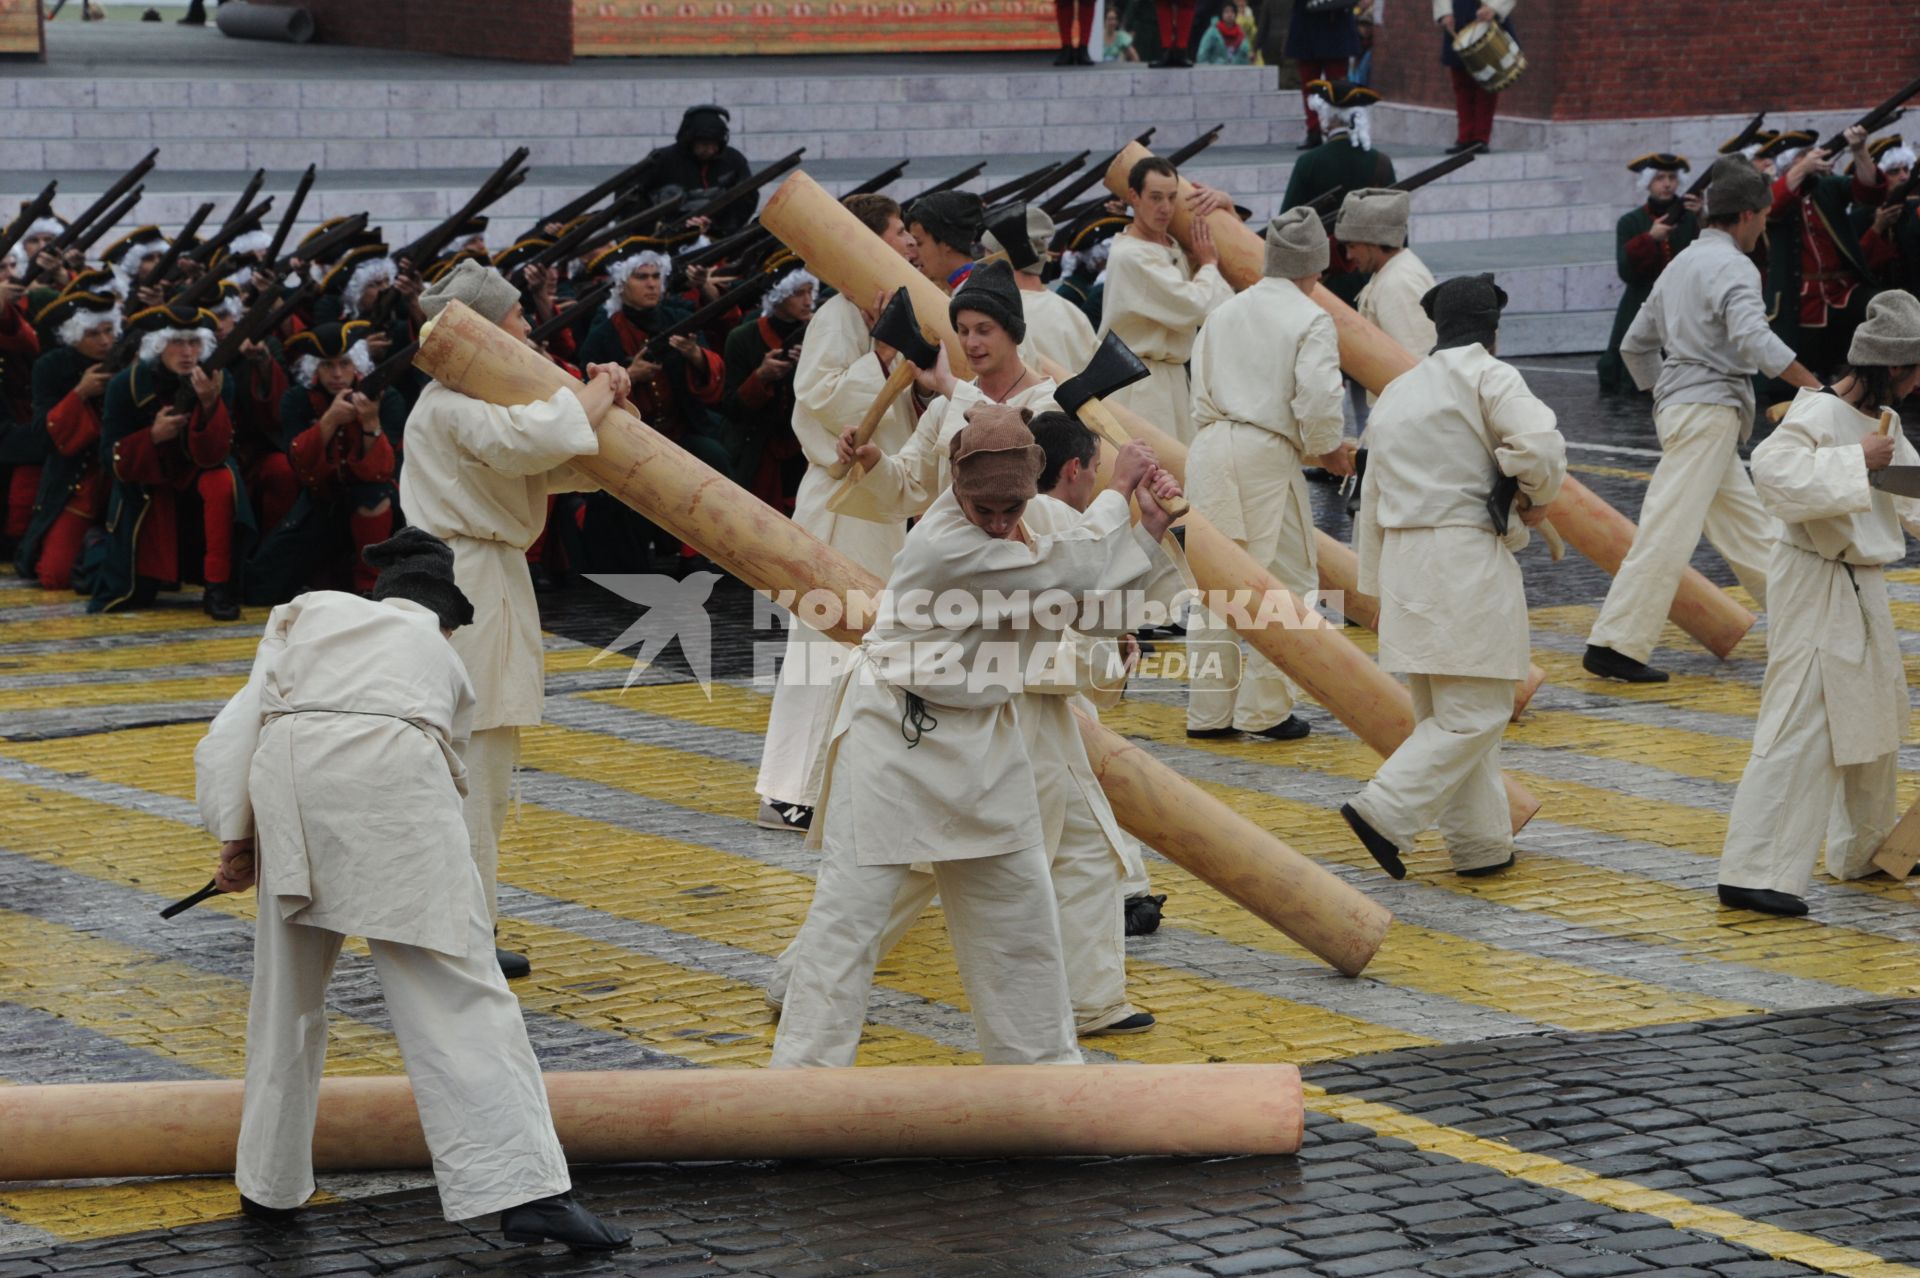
1492;310;1615;358
1423;232;1619;324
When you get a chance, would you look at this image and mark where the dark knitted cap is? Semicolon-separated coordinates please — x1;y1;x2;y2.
949;259;1025;343
677;105;731;146
906;190;985;255
1420;274;1508;351
364;528;475;631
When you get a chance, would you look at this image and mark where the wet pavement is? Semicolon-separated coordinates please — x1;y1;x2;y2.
4;354;1920;1277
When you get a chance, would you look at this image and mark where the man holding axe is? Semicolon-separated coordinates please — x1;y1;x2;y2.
1184;208;1348;744
753;193;924;835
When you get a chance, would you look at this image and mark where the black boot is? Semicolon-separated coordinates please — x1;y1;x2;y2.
1297;130;1323;151
240;1194;302;1223
1053;44;1075;65
501;1193;632;1252
179;0;207;23
202;581;240;622
1342;803;1405;880
1582;644;1670;684
1458;853;1516;878
1717;884;1809;916
497;947;531;979
1072;44;1093;65
1252;716;1311;741
1124;893;1166;936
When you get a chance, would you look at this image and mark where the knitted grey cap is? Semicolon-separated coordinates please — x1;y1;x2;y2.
1705;156;1771;219
1264;206;1330;279
1848;289;1920;367
418;257;521;325
1335;188;1410;249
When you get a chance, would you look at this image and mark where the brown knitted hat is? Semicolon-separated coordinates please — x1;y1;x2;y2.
950;403;1045;505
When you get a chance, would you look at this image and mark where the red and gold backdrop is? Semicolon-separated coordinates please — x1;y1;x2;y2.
573;0;1058;56
0;0;44;58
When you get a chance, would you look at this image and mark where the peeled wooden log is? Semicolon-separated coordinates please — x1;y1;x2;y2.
1103;142;1757;660
760;169;973;377
418;301;1391;976
0;1064;1305;1181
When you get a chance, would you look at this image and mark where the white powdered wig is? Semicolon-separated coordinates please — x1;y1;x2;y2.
1060;236;1113;281
216;292;246;321
137;326;216;366
228;229;274;258
1883;146;1917;173
760;269;818;318
605;250;673;314
1740;143;1765;161
292;339;377;389
57;305;121;349
341;256;398;318
1310;98;1372;152
114;238;167;291
1635;165;1666;193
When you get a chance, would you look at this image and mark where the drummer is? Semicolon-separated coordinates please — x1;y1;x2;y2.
1435;0;1518;154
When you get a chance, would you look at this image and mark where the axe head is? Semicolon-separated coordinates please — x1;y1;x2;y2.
1055;331;1149;416
983;202;1041;273
870;286;940;369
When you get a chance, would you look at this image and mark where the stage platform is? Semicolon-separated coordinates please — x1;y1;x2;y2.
8;20;1660;354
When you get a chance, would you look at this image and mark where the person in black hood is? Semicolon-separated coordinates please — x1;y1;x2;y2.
638;105;757;238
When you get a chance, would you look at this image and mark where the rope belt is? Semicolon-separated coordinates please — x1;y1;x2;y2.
900;692;938;749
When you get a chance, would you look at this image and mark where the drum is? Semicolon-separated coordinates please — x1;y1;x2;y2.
1453;20;1526;92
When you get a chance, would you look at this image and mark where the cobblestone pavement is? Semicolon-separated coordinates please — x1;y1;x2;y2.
4;358;1920;1276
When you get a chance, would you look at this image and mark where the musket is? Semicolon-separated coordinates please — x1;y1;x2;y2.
533;155;662;236
1003;151;1092;209
393;147;531;269
918;161;989;199
187;195;275;266
171;280;317;411
664;147;805;235
845;159;911;198
358;338;419;400
1316;143;1484;231
167;265;232;313
0;180;58;264
275;211;370;272
138;202;217;292
980;160;1062;206
672;223;771;272
524;193;686;272
528;279;614;345
1687;111;1770;198
23;147;159;282
642;271;777;361
1819;72;1920;154
1166;123;1226;169
1306;185;1347;230
261;164;317;268
1043;129;1156;217
217;169;266;235
69;186;148;262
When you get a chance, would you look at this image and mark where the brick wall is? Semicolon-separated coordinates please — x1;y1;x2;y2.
260;0;573;64
1369;0;1915;120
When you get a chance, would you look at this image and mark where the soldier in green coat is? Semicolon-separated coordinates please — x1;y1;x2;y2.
1598;154;1700;393
1282;79;1396;306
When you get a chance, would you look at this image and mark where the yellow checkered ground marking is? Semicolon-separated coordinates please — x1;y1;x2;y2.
0;634;261;677
0;603;251;647
1305;1084;1920;1278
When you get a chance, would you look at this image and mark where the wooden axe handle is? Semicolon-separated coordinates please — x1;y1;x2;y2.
826;359;920;481
1516;494;1566;562
1078;398;1191;519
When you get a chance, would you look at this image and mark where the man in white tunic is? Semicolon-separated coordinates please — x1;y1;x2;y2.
772;416;1183;1067
1346;275;1565;878
399;260;630;977
981;205;1098;377
753;194;924;834
1341;189;1439;390
1186;208;1348;742
193;530;629;1251
1099;156;1235;445
1718;292;1920;917
1587;157;1822;683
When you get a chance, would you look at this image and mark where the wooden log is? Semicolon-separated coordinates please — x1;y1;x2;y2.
760;169;973;377
0;1064;1305;1181
417;302;1392;976
1102;141;1758;661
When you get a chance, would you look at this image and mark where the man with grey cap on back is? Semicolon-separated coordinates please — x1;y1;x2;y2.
1717;290;1920;918
1587;156;1824;684
981;205;1097;377
1340;188;1438;394
1345;274;1565;881
400;258;633;978
1185;207;1348;743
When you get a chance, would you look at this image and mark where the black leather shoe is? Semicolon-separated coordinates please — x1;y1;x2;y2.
1342;803;1405;880
1717;884;1809;916
1072;45;1093;65
1124;893;1167;936
497;947;531;979
1053;45;1074;65
1582;644;1670;683
1445;141;1475;154
501;1193;632;1252
203;581;240;622
1173;48;1195;66
1458;853;1515;878
1253;716;1311;741
1149;50;1179;67
240;1194;302;1223
1083;1011;1156;1036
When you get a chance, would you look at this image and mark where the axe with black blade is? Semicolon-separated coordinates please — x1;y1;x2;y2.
1861;409;1917;495
1054;332;1189;519
978;203;1043;273
825;288;941;500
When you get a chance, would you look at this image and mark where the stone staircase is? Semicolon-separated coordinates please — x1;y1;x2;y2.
3;42;1628;354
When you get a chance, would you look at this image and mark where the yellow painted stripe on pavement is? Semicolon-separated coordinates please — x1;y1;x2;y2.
1305;1083;1920;1278
0;606;252;647
0;635;261;677
0;1180;332;1244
